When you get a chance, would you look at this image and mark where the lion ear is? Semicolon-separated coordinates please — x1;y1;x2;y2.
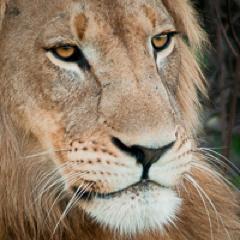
0;0;7;32
162;0;208;49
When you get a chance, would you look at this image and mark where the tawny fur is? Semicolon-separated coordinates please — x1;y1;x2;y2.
0;0;240;240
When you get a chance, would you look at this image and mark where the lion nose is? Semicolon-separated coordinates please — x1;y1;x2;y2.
112;137;175;179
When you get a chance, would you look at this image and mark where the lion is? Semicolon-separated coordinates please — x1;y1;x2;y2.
0;0;239;239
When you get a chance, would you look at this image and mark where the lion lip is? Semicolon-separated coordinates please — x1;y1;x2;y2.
74;180;169;201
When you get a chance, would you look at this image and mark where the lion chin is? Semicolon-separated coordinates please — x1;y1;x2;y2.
81;182;181;235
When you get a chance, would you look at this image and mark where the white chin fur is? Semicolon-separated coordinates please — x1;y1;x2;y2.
82;188;181;235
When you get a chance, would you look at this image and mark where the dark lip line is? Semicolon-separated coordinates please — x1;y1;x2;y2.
75;180;170;201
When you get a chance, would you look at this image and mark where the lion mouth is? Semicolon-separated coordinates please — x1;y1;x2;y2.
73;180;169;201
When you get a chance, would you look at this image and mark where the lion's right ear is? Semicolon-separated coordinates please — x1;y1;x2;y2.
0;0;7;32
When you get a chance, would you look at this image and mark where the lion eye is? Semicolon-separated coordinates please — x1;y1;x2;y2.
52;45;78;61
151;32;178;52
55;46;75;59
47;45;91;70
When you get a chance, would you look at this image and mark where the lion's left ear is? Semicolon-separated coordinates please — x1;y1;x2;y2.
0;0;7;32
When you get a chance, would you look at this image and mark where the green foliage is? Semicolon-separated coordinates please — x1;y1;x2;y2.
232;135;240;156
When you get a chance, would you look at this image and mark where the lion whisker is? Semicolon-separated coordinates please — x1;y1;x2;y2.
44;171;92;222
32;162;70;195
33;161;89;197
199;148;240;174
184;174;214;240
185;174;232;240
22;150;52;159
22;148;71;159
191;162;238;197
44;189;66;224
52;182;93;236
52;184;84;236
36;171;89;204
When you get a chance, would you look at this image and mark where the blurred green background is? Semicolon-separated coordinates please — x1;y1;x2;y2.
195;0;240;185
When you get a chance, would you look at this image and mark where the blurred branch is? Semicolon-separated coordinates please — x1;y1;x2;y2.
227;0;240;50
201;0;240;173
223;56;240;158
215;0;238;57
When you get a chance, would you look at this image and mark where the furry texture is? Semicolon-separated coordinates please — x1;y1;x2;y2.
0;0;240;239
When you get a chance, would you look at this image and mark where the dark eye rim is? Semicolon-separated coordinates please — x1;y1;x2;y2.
45;45;91;71
151;31;179;52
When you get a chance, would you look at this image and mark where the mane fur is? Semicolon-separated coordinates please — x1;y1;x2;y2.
0;0;240;239
162;0;208;135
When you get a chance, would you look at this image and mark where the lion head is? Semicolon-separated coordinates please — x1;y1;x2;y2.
0;0;239;239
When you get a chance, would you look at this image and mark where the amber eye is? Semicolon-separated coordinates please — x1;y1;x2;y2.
47;45;91;70
53;46;76;59
151;31;178;52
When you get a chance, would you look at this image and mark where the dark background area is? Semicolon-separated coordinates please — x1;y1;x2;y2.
195;0;240;184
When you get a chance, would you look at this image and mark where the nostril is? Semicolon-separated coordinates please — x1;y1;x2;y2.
112;137;131;153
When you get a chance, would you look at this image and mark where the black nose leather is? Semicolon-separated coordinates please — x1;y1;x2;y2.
133;142;175;166
112;137;175;178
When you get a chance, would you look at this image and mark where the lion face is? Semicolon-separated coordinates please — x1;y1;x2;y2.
0;0;202;235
